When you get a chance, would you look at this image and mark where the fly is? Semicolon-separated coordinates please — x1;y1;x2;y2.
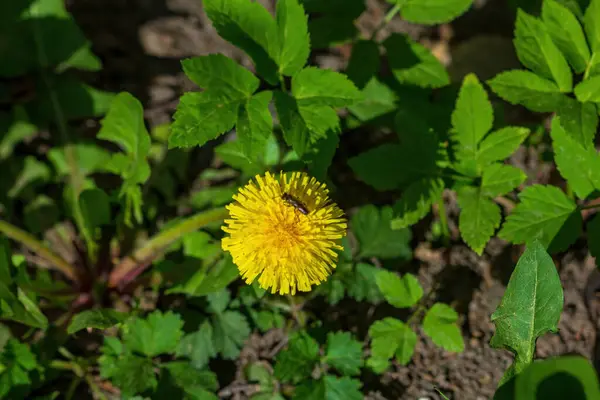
281;193;309;215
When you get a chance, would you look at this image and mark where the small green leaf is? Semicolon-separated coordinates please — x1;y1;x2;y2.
384;33;449;88
293;375;363;400
348;78;397;122
514;10;572;91
499;185;581;252
352;205;412;259
422;303;464;353
369;318;417;367
542;0;590;73
584;0;600;53
391;177;445;229
67;309;127;334
457;186;501;255
237;91;273;162
325;331;363;375
276;0;310;76
274;331;319;383
396;0;473;25
487;70;568;112
346;263;383;304
292;67;360;107
555;98;598;149
123;310;184;357
212;311;250;359
110;354;157;396
491;241;563;383
376;270;423;308
476;127;530;168
481;163;527;197
574;75;600;102
176;321;216;370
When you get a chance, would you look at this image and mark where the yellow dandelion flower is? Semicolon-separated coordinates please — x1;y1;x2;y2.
221;171;347;295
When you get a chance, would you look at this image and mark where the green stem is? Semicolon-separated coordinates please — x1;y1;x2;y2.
584;53;596;81
371;3;402;40
108;207;229;287
437;195;450;245
0;219;76;281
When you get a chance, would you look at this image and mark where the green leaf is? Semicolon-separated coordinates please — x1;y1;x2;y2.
550;116;600;199
161;361;219;398
451;74;493;168
67;309;127;334
274;331;319;383
212;311;250;359
346;263;383;304
345;40;381;89
574;75;600;102
376;270;423;308
352;205;412;259
274;91;312;157
237;91;273;163
490;241;563;383
481;163;527;197
8;156;50;199
422;303;464;353
293;375;362;400
0;108;37;161
0;284;49;329
499;185;581;252
542;0;590;73
514;10;572;91
487;70;568;112
324;331;363;376
584;0;600;53
292;67;360;107
78;188;111;247
369;318;417;368
123;310;184;357
348;78;397;122
167;255;239;297
397;0;473;24
276;0;310;76
348;144;405;191
476;127;530;168
384;33;450;89
555;98;598;148
0;339;39;398
23;195;58;234
0;237;12;284
176;321;216;370
457;186;501;255
203;0;279;84
48;143;111;177
111;354;157;396
391;178;445;229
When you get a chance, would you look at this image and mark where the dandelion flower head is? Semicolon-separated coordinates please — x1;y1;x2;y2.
222;171;347;295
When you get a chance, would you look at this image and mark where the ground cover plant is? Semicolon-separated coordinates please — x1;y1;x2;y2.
2;0;600;398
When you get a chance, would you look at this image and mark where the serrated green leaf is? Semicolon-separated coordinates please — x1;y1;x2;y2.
422;303;464;353
212;311;250;359
292;67;360;106
369;318;417;367
346;263;383;304
161;361;219;398
176;321;216;370
203;0;279;84
293;375;362;400
302;130;339;181
584;0;600;53
476;127;530;168
574;75;600;102
111;354;157;396
348;78;397;122
457;186;501;255
491;241;563;384
481;163;527;197
384;33;449;88
214;139;262;175
348;144;405;191
276;0;310;76
325;332;363;375
237;91;273;162
352;205;412;259
487;70;567;112
391;177;445;229
514;10;572;91
396;0;473;24
67;309;127;334
542;0;590;73
451;74;493;169
550;116;600;199
376;270;423;308
274;91;312;157
499;185;581;252
0;339;39;399
123;310;184;357
555;98;598;148
345;40;380;89
275;332;319;383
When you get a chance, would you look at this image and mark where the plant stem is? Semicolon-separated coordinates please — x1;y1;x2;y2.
584;53;596;81
581;202;600;211
371;3;402;40
0;219;77;281
437;195;450;245
108;207;229;288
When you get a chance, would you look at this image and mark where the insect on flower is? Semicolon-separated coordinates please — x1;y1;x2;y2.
281;192;309;215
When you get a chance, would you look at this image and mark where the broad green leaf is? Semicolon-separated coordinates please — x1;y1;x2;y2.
303;130;339;182
0;339;39;399
584;0;600;53
212;310;250;359
123;311;184;357
292;67;360;107
203;0;279;84
555;98;598;148
293;375;362;400
391;177;445;229
307;15;357;49
160;362;219;399
183;231;220;261
214;140;262;175
550;116;600;199
476;127;530;168
181;54;259;96
345;263;383;304
348;144;405;191
397;0;473;24
514;10;572;91
352;205;412;259
167;255;239;297
110;354;157;396
487;70;567;112
348;78;397;122
422;303;464;352
274;331;319;383
481;163;527;197
369;318;417;367
176;321;216;370
574;75;600;102
451;74;493;168
48;143;111;177
325;332;363;376
375;270;423;308
490;241;563;383
457;186;501;255
384;33;450;89
207;289;231;314
237;91;273;162
274;91;312;157
67;309;127;334
276;0;310;76
345;40;381;89
542;0;590;73
499;185;581;252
